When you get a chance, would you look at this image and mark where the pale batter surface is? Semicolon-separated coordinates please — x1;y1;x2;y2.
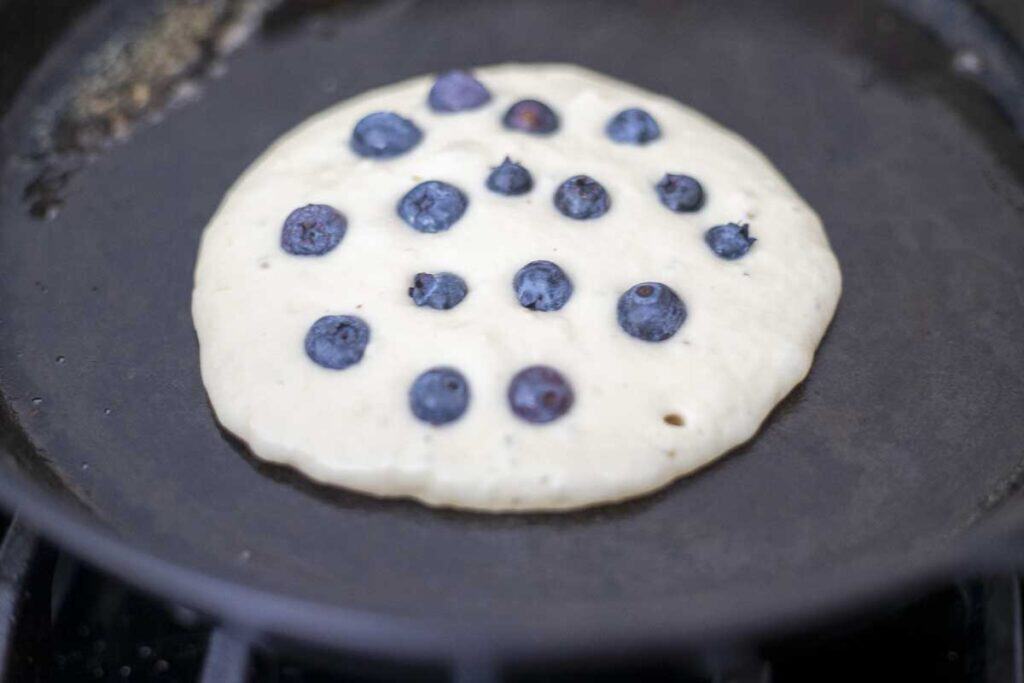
192;63;841;512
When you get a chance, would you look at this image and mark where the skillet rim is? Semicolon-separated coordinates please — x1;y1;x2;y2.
1;460;1023;663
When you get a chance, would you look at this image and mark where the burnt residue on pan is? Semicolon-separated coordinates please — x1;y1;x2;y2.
21;0;279;220
17;0;367;221
19;0;1023;223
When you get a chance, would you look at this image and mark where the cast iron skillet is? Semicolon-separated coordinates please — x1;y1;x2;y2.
1;0;1024;668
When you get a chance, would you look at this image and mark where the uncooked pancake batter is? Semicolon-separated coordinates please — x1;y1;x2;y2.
192;64;842;511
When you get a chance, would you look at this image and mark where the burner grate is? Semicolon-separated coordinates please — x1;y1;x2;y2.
0;512;1022;681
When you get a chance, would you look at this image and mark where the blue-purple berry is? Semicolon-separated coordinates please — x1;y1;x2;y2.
486;157;533;196
656;174;705;213
617;282;687;342
508;366;574;424
554;175;610;220
409;272;468;310
428;70;491;112
513;260;573;312
304;315;370;369
606;108;661;144
397;181;468;233
280;204;347;255
350;112;422;158
502;99;559;134
410;367;470;425
705;222;756;260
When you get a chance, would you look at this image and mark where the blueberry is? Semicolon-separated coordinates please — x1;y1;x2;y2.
428;70;491;112
409;272;468;310
304;315;370;369
513;260;573;312
656;174;705;213
397;181;468;233
409;367;470;426
705;222;756;260
554;175;610;220
606;108;661;144
486;157;533;196
508;366;574;424
350;112;422;158
617;282;687;342
280;204;347;255
502;99;559;134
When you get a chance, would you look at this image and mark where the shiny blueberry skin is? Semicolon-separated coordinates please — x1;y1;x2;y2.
409;367;470;426
502;99;559;134
304;315;370;369
280;204;347;255
554;175;610;220
656;174;705;213
350;112;422;158
486;157;533;196
428;70;491;112
705;222;756;260
606;108;661;144
409;272;468;310
397;181;468;233
513;260;573;312
508;366;574;424
617;282;687;342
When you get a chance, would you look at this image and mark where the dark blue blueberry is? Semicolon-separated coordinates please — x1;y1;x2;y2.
705;222;756;260
486;157;533;196
409;272;468;310
428;70;491;112
617;282;687;342
304;315;370;369
606;108;661;145
397;181;468;233
656;174;705;213
409;367;470;426
508;366;574;424
350;112;422;158
502;99;559;134
554;175;610;220
280;204;347;255
513;260;573;312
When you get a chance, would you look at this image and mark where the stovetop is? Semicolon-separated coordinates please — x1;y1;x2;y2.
0;514;1019;682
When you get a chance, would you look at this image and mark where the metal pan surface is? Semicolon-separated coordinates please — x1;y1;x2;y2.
1;0;1023;661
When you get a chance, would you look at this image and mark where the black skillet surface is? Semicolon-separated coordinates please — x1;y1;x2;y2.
1;0;1024;662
